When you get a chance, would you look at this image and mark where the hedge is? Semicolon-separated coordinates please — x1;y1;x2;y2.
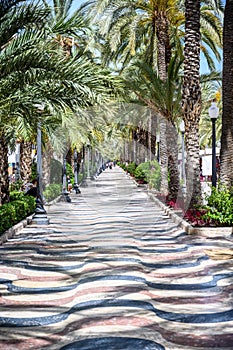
43;184;62;202
0;193;36;235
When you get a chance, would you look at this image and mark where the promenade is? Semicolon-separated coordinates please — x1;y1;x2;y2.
0;167;233;350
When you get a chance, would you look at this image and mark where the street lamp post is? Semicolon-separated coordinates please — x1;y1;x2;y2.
87;145;91;180
208;101;219;188
80;145;88;187
62;157;71;202
32;103;49;225
156;134;160;163
73;147;81;194
180;120;186;189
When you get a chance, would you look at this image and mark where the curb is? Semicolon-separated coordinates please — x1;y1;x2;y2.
115;172;233;238
0;215;34;245
0;195;63;245
147;190;233;238
44;195;63;208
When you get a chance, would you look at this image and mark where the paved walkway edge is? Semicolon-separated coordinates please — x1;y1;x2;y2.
147;190;233;238
127;174;232;238
0;215;34;245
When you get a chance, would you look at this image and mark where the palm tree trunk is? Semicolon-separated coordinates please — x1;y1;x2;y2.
150;112;157;157
159;118;168;195
20;141;33;186
156;12;171;80
220;0;233;188
0;132;10;205
167;123;179;201
182;0;202;207
124;139;129;162
156;11;171;196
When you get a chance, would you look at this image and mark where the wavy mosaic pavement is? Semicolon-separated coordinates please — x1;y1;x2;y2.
0;167;233;349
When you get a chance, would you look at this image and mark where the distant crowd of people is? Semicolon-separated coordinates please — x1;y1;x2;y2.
104;160;117;170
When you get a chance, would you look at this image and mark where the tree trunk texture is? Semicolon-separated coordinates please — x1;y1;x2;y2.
182;0;202;207
0;132;10;204
136;126;149;150
150;112;157;157
42;141;54;188
66;148;73;165
220;0;233;188
128;136;132;163
20;141;33;186
124;139;129;162
159;117;168;195
156;11;171;80
156;11;171;195
132;130;139;164
167;123;179;201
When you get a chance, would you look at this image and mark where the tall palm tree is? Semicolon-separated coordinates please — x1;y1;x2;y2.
87;0;223;199
181;0;202;207
88;0;181;74
220;0;233;188
0;0;50;204
0;29;122;205
87;0;180;196
125;54;183;199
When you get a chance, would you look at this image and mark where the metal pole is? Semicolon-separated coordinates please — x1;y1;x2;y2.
80;145;88;187
87;145;90;179
181;131;185;181
62;157;71;202
181;130;186;193
157;141;160;163
212;119;217;187
37;121;43;202
32;121;49;224
73;148;81;194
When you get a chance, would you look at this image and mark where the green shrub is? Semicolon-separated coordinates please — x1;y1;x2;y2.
0;205;17;233
10;191;25;201
43;183;62;202
203;186;233;226
126;162;137;176
23;195;36;211
134;163;147;182
117;162;126;170
0;194;36;235
134;160;161;190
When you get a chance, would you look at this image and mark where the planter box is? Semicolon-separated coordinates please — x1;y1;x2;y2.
147;190;233;239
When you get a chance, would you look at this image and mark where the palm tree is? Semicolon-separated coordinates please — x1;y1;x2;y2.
87;0;179;196
89;0;181;74
87;0;223;200
181;0;202;207
87;0;223;71
0;27;122;205
125;54;183;199
220;0;233;188
0;0;50;204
